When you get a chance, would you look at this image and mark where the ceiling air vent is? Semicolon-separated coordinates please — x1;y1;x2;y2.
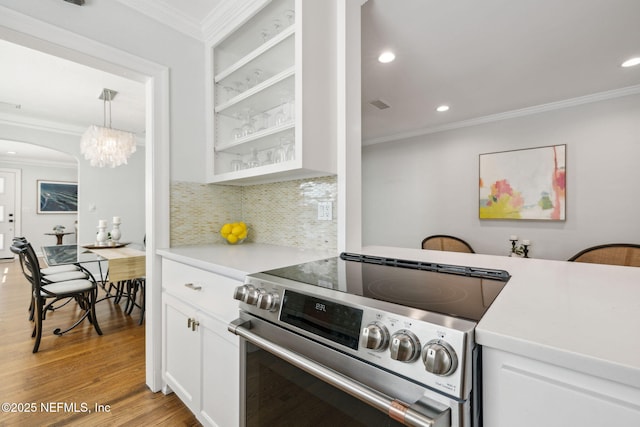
369;99;390;110
64;0;85;5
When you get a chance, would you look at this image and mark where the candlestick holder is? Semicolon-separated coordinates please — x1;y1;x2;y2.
510;238;518;256
522;243;530;258
110;222;121;245
508;237;531;258
96;224;108;246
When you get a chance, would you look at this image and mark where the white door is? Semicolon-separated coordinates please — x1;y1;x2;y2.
0;170;17;258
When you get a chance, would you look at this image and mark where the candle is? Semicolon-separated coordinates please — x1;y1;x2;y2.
113;216;121;224
98;219;107;227
510;235;518;241
522;239;531;245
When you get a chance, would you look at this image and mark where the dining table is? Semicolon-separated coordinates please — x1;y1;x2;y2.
42;244;145;283
41;244;146;322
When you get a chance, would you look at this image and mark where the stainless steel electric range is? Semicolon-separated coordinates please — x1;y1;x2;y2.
229;252;510;427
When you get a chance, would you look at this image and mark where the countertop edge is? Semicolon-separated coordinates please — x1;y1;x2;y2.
157;244;335;282
476;328;640;389
157;248;247;281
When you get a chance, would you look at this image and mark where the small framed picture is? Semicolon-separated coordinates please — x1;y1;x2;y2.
37;180;78;214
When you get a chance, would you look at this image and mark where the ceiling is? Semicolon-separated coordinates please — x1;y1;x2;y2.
361;0;640;143
1;0;639;161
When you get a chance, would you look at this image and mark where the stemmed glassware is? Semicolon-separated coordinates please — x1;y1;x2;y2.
252;69;265;87
283;9;295;26
273;138;288;163
255;112;270;131
284;139;295;161
247;148;260;168
217;84;238;103
231;112;243;140
240;108;255;137
272;19;282;36
260;28;271;43
274;137;294;163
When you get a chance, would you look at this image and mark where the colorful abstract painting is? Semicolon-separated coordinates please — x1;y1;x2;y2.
479;145;565;220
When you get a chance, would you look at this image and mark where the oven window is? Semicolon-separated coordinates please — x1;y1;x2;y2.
245;342;404;427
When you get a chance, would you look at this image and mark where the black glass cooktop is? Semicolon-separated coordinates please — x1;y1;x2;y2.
260;252;510;322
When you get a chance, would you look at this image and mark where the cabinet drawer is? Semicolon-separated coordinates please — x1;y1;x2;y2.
162;259;242;322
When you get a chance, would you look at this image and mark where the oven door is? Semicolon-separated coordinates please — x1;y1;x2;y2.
229;313;463;427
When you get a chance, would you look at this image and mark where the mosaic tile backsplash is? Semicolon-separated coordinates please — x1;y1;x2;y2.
170;176;337;252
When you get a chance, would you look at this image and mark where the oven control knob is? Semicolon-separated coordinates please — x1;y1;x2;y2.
361;323;389;351
257;292;280;311
422;340;458;376
389;330;420;362
245;287;265;306
233;285;254;302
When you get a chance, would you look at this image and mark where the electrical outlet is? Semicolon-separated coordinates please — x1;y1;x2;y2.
317;201;332;220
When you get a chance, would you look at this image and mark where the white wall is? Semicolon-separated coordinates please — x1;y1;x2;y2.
0;0;205;183
362;93;640;261
0;161;77;251
0;127;145;250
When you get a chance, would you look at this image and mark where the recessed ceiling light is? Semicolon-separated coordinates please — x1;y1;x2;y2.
621;57;640;68
378;51;395;63
7;151;16;155
436;105;450;112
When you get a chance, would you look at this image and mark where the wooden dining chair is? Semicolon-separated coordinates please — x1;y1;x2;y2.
568;243;640;267
11;240;102;353
421;235;475;253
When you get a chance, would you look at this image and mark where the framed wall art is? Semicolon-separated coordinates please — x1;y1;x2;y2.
37;180;78;214
479;145;566;220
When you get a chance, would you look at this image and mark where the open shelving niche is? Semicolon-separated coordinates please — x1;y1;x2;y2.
211;0;300;183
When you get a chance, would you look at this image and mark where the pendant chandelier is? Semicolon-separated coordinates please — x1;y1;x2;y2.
80;88;136;168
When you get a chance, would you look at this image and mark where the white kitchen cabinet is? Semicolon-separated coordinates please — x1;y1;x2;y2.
163;295;201;411
482;347;640;427
205;0;337;185
162;259;241;427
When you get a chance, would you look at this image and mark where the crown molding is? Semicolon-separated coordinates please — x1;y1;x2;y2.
0;156;77;169
0;112;86;136
362;84;640;146
203;0;267;44
113;0;204;41
0;112;146;146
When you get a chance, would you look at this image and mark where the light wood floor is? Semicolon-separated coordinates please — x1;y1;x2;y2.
0;258;201;426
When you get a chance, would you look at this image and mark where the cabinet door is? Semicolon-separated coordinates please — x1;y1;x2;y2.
163;294;201;412
482;347;640;427
200;312;240;427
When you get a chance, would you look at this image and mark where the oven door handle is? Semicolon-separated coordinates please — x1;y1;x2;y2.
229;318;451;427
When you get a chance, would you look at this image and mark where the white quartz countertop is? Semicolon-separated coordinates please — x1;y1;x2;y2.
157;243;335;282
362;246;640;389
157;243;640;389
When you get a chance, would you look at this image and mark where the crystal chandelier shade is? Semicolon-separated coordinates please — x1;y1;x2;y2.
80;88;137;168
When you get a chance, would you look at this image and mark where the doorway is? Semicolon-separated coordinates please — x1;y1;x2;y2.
0;10;170;391
0;168;19;258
